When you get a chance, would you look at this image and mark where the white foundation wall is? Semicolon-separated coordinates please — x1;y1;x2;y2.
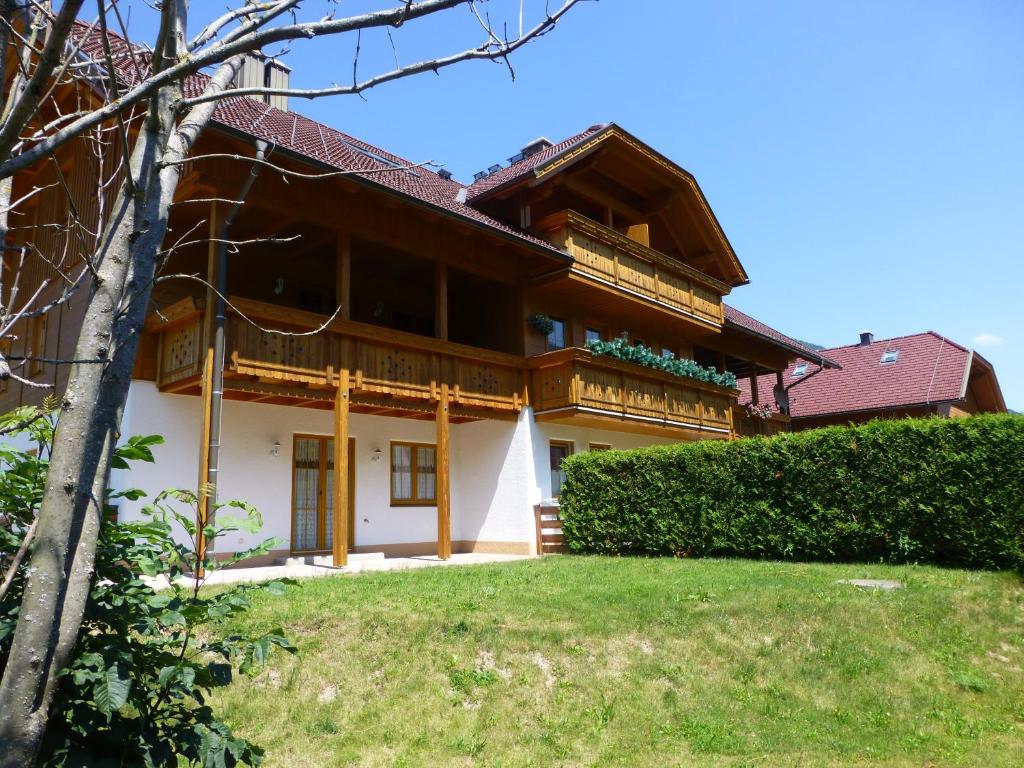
116;383;542;554
450;410;540;548
530;418;679;502
114;384;686;556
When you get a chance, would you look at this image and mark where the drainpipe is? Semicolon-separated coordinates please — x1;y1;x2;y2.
206;140;267;524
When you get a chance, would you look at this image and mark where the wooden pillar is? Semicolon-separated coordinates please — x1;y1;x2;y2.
336;232;351;321
776;370;786;415
436;382;451;560
749;362;759;405
196;201;217;575
435;261;448;341
332;369;350;567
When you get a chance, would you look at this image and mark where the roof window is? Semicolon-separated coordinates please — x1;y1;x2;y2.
792;363;808;377
880;350;899;364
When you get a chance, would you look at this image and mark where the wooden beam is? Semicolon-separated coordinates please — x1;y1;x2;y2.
749;362;759;405
332;370;350;567
337;231;351;321
436;383;452;560
196;201;218;577
435;261;448;341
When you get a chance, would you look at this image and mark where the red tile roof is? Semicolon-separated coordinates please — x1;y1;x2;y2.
69;23;567;260
465;125;607;199
737;331;975;417
724;305;840;368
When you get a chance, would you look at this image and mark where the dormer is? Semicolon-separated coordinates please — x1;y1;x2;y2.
467;124;749;288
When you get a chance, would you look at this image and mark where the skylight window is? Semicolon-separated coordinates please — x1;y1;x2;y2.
338;137;419;177
792;363;808;377
880;350;900;364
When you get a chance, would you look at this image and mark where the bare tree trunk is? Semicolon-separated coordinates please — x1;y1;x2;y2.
0;6;236;762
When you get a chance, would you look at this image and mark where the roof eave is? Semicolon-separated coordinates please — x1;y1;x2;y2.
208;120;572;267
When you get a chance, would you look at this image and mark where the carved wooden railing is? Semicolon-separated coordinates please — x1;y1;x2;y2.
150;297;525;413
536;210;728;326
530;348;736;434
731;406;790;438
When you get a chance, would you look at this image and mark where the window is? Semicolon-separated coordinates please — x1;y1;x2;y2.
660;347;675;359
792;363;808;377
585;327;602;345
632;337;647;350
549;440;573;498
391;442;436;505
880;350;900;364
589;443;612;452
546;318;566;351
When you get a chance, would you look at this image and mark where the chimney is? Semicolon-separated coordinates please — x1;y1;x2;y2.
436;168;453;181
232;53;291;111
859;331;874;347
521;137;553;158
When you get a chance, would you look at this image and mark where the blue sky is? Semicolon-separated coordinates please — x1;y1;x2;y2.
120;1;1024;409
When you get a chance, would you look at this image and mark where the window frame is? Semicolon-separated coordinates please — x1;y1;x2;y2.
588;442;612;452
28;314;47;378
545;317;567;352
390;440;438;507
584;326;603;346
549;439;574;499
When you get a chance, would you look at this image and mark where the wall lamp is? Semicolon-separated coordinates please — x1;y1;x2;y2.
270;441;281;457
371;448;383;464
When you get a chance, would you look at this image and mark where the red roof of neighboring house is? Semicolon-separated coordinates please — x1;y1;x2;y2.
737;331;985;418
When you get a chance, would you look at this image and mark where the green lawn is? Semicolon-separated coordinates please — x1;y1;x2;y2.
211;557;1024;767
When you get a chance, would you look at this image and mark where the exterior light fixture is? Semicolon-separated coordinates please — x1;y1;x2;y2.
270;441;281;457
371;448;383;464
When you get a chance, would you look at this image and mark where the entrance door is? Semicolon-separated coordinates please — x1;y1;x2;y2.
292;435;355;554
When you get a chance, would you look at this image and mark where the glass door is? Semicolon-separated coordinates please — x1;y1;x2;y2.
292;436;334;553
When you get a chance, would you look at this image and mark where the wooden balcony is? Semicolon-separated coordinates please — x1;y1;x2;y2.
731;406;790;438
529;348;736;439
147;297;526;419
536;210;728;328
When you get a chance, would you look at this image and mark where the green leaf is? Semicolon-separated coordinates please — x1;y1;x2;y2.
94;662;131;717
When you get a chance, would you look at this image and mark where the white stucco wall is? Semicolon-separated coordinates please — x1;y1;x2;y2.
530;418;679;502
113;385;685;556
115;383;549;554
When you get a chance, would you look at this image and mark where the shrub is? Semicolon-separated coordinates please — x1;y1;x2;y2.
0;406;296;766
559;414;1024;569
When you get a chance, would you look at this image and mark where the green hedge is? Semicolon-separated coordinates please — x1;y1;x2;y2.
559;414;1024;569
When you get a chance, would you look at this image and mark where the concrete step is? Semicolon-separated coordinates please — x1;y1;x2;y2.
275;551;387;568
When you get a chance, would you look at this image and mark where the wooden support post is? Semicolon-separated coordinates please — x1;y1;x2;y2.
435;261;448;341
749;362;759;405
776;370;786;415
333;369;350;567
436;382;451;560
336;232;351;321
196;201;217;576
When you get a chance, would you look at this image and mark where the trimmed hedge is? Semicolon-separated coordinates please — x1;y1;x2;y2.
559;414;1024;569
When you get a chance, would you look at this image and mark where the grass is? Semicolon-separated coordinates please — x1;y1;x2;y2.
210;557;1024;767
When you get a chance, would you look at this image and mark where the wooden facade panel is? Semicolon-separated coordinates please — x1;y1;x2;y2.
617;253;656;298
356;342;434;398
657;270;693;312
576;364;622;410
622;374;664;419
667;385;701;423
692;284;723;323
158;317;202;387
567;232;616;282
701;393;731;426
454;359;521;409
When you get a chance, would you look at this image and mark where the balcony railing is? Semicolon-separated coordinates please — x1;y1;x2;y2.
530;348;736;436
537;210;728;326
148;297;525;414
731;406;790;438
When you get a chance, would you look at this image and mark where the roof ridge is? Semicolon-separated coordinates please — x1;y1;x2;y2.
820;330;969;355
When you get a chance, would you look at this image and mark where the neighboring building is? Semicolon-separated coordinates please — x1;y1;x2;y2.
738;331;1007;430
2;25;834;565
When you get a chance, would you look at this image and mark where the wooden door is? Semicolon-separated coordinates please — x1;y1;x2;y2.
292;435;355;554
